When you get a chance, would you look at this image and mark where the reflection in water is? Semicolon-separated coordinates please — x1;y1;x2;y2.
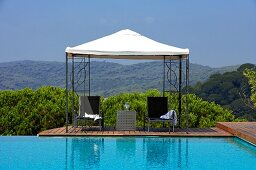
116;138;136;160
2;136;256;169
65;138;68;170
145;138;170;167
186;138;188;169
225;137;256;156
62;137;256;169
143;137;189;169
178;138;181;168
68;138;104;170
64;137;190;169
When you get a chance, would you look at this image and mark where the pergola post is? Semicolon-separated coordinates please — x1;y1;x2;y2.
178;56;182;128
186;55;189;133
88;55;91;96
163;56;166;97
162;55;189;129
72;56;75;126
65;53;69;133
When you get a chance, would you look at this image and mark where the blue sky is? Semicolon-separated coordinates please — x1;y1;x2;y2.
0;0;255;67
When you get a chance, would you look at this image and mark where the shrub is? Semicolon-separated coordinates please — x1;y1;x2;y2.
0;87;242;135
0;86;77;135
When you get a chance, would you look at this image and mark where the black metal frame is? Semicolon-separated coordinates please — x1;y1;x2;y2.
162;55;189;129
65;54;91;132
65;54;189;133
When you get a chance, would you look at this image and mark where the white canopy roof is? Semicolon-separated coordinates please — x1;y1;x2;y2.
65;29;189;60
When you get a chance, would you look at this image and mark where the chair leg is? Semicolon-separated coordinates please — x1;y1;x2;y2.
168;122;170;134
74;118;77;128
173;119;175;132
148;119;150;132
99;119;102;131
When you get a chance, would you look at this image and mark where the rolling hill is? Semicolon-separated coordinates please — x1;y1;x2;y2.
0;60;239;96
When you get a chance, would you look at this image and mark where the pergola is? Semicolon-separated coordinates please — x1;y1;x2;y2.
65;29;190;133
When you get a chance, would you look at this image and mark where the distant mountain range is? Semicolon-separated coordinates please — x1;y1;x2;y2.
0;60;239;96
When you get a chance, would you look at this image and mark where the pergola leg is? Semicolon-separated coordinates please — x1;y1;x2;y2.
72;57;75;127
65;53;69;133
178;56;182;128
163;56;166;97
89;56;91;96
186;55;189;133
163;56;185;130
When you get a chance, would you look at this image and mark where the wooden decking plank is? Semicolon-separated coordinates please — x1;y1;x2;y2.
58;127;66;134
49;127;61;134
67;127;76;134
75;127;82;133
48;128;59;134
45;128;55;134
54;127;63;133
217;122;256;145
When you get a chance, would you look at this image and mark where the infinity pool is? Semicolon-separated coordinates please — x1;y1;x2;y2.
0;136;255;170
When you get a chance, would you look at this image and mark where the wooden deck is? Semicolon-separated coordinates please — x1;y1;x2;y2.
38;126;232;137
217;122;256;145
38;122;256;144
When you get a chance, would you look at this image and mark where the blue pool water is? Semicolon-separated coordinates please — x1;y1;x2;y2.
0;137;255;170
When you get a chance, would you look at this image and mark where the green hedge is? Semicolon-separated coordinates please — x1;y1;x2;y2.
101;89;241;128
0;86;78;135
0;87;242;135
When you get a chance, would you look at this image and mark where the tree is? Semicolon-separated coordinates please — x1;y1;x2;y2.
244;68;256;109
189;63;256;120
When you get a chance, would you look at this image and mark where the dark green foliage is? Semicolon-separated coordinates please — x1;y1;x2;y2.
244;68;256;108
101;89;240;128
237;63;255;72
189;63;256;120
101;89;160;127
0;87;240;135
0;86;78;135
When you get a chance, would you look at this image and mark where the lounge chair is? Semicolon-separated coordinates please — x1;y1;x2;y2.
74;96;103;130
147;97;175;132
